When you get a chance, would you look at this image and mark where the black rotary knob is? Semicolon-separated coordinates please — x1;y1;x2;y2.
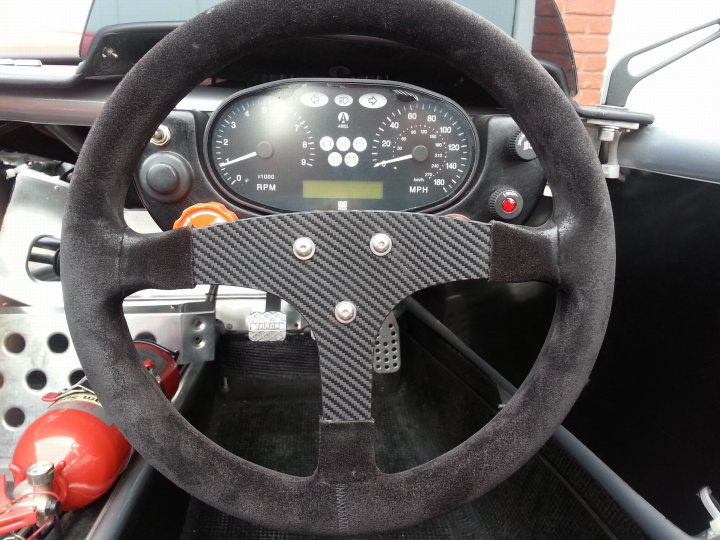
507;131;537;161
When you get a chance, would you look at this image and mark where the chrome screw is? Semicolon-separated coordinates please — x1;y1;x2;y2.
369;233;392;256
335;301;357;324
293;237;315;260
150;125;171;146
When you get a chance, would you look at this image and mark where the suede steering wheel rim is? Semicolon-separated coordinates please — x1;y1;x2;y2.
61;0;615;535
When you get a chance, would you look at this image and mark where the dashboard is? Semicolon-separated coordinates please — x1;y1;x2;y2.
134;78;546;229
204;81;478;212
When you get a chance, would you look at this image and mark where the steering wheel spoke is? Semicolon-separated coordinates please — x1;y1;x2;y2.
116;228;195;296
489;221;561;286
191;211;491;421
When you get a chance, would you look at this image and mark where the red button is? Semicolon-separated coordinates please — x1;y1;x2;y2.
501;197;517;213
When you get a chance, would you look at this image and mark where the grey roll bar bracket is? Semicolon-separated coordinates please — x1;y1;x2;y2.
604;18;720;108
586;18;720;180
586;117;640;180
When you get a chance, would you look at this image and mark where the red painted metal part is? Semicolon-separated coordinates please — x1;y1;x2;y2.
10;396;133;511
8;342;180;512
135;341;180;399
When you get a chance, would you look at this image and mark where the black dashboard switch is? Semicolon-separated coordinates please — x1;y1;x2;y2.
139;152;193;203
147;163;179;194
508;131;537;161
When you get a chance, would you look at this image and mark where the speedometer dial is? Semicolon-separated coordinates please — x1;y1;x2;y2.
207;96;315;208
371;102;471;204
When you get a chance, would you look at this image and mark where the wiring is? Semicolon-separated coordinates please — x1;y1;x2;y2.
27;516;55;540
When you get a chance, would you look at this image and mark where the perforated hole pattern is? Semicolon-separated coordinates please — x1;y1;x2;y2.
375;312;401;374
0;329;75;432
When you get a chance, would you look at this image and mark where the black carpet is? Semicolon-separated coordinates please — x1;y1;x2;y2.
179;333;646;539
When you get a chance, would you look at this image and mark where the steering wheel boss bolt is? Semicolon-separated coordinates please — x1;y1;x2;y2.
292;237;315;260
334;301;357;324
370;233;392;256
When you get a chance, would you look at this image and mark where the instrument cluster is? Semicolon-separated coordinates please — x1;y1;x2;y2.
135;79;546;230
204;80;479;212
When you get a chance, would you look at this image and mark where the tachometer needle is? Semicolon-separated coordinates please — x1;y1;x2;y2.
373;154;413;168
219;151;258;167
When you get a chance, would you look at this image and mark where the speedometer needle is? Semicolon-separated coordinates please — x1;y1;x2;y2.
219;151;257;167
373;154;413;168
373;145;429;167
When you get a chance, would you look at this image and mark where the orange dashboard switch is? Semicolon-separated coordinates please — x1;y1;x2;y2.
173;202;239;229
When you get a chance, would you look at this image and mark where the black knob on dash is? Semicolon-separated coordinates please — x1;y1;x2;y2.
507;131;537;161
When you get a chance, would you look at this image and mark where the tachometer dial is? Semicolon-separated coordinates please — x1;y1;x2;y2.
370;101;472;205
207;96;315;205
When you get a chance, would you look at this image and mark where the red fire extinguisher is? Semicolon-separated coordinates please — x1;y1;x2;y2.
0;340;180;538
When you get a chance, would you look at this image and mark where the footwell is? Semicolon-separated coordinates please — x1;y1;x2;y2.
178;333;645;539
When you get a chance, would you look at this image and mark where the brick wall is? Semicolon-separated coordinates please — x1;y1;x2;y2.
534;0;616;105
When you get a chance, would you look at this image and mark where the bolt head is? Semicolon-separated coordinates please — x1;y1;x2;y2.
293;237;315;260
370;233;392;256
335;301;357;324
599;126;617;142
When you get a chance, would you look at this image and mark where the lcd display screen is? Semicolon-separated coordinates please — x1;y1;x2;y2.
303;180;384;200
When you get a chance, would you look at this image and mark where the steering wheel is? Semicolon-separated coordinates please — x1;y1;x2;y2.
61;0;614;535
